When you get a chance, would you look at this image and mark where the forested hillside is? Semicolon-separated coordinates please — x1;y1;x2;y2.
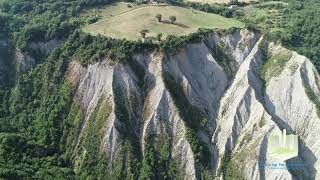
236;0;320;70
0;0;109;178
282;0;320;69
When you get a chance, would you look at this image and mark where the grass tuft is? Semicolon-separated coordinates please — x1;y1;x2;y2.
260;49;292;83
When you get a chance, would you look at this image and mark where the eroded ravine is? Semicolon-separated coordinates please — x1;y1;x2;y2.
63;29;320;179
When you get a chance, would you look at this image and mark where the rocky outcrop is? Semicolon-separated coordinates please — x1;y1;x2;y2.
30;39;61;56
264;44;320;180
14;39;61;73
14;49;36;73
65;29;320;179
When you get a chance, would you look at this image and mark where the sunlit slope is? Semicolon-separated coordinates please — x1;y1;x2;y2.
82;3;244;40
184;0;256;4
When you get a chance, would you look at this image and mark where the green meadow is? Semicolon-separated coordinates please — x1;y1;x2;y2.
82;2;244;40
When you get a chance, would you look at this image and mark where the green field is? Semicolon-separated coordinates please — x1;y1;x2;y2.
183;0;256;4
82;2;244;40
236;1;286;31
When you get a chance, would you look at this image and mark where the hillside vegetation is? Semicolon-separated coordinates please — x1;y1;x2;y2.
235;0;320;71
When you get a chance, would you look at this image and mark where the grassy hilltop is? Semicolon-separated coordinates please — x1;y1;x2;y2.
183;0;256;4
82;2;244;40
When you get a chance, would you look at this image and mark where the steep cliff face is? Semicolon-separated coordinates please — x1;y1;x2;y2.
264;44;320;180
14;39;61;73
64;29;320;179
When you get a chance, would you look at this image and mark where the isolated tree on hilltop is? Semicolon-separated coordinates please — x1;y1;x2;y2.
169;16;176;24
157;33;163;41
155;14;162;22
230;0;239;5
140;29;149;38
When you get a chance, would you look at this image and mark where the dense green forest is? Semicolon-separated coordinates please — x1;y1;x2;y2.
236;0;320;70
0;0;110;178
0;0;320;179
282;0;320;69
